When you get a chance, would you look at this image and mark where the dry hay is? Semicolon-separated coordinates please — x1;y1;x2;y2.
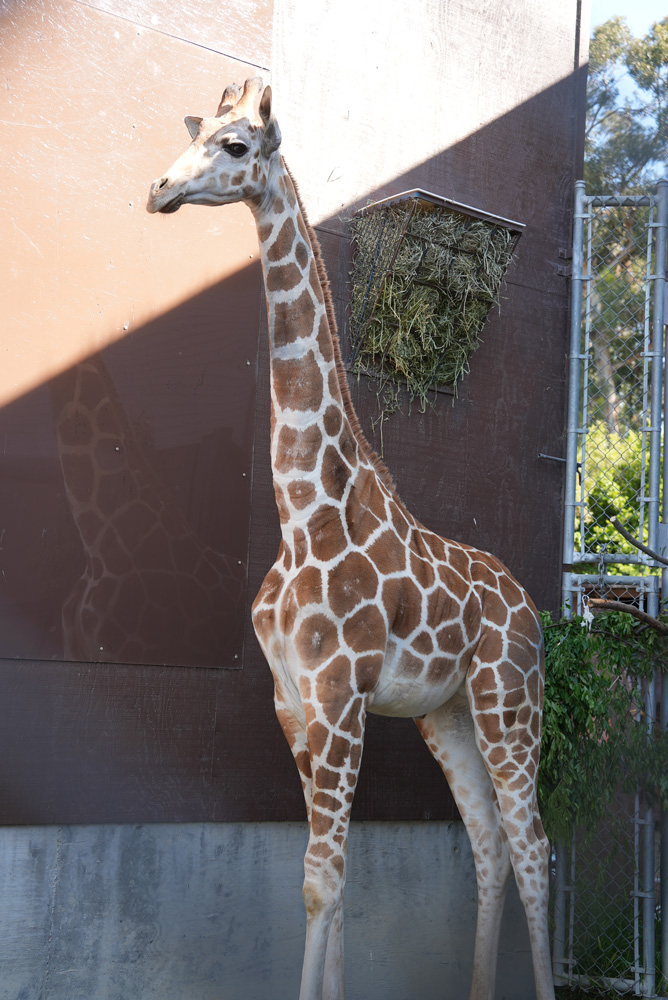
349;201;517;413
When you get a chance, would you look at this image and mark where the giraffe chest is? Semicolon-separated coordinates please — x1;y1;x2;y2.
252;554;481;720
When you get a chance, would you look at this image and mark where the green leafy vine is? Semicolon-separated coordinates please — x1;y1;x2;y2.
538;610;668;844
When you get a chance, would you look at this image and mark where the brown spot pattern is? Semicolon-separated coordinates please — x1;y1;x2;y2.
273;289;316;347
316;666;353;727
307;721;329;757
250;190;549;920
477;627;504;663
355;652;383;691
327;734;351;767
412;631;434;655
275;424;322;473
295;613;338;668
266;216;296;262
427;656;457;684
322;445;351;502
288;480;317;509
323;405;342;437
308;505;347;561
316;314;333;363
383;577;422;640
293;527;308;568
266;262;302;292
295;242;309;269
339;697;364;740
342;604;386;653
484;591;509;627
327;552;378;618
273;352;323;412
292;566;323;607
367;530;406;575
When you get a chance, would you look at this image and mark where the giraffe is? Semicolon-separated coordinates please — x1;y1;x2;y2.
147;77;555;1000
50;354;245;665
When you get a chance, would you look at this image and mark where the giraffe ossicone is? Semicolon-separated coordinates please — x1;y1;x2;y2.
147;76;555;1000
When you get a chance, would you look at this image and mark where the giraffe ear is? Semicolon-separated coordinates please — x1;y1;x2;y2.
184;116;202;139
259;86;281;156
262;118;282;156
259;85;273;125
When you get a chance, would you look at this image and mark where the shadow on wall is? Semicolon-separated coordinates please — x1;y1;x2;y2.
0;266;262;667
0;63;584;825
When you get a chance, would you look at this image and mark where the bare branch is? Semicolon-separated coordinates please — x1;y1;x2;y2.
610;516;668;568
587;597;668;636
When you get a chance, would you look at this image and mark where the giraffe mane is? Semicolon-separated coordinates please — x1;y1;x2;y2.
283;162;403;505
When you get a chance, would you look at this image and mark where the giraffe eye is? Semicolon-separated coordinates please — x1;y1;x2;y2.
225;142;248;158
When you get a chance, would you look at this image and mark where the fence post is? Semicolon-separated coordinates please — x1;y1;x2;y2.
652;176;668;996
553;179;587;987
562;179;587;615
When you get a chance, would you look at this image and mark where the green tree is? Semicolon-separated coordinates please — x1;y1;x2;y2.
574;420;650;567
581;18;668;440
586;16;668;193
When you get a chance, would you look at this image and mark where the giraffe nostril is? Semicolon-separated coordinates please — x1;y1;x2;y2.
158;177;168;190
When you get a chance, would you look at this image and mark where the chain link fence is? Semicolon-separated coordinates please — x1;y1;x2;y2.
557;182;668;996
565;191;663;606
554;777;661;995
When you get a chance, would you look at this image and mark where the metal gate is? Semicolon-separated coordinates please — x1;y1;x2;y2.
556;180;668;995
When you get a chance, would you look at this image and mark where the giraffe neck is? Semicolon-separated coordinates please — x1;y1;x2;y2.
252;160;396;541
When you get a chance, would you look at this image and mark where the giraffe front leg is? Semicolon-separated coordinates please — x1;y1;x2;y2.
275;680;350;1000
273;680;313;820
322;899;344;1000
298;683;367;1000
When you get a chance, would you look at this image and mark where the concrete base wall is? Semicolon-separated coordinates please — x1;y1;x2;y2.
1;821;535;1000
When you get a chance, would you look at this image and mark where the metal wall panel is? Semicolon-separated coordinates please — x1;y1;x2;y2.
0;0;587;822
0;0;264;667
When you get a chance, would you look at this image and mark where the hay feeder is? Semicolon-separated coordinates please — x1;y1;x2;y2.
349;189;524;410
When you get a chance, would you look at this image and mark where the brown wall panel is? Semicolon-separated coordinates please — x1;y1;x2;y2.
0;1;267;667
0;0;586;823
84;0;273;69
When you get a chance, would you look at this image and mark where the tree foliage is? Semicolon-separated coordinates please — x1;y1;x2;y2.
539;611;668;844
576;17;667;539
574;420;657;569
586;16;668;193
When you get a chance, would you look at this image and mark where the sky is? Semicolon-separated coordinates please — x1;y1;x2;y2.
590;0;666;36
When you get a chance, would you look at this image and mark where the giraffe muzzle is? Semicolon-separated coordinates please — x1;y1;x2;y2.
146;177;184;215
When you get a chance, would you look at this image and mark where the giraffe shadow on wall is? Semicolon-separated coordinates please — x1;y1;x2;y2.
49;352;246;666
0;269;260;670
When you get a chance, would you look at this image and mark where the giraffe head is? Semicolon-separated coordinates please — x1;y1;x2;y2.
146;77;281;215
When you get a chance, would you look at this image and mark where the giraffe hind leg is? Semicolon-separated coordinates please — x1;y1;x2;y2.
467;645;555;1000
416;692;513;1000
